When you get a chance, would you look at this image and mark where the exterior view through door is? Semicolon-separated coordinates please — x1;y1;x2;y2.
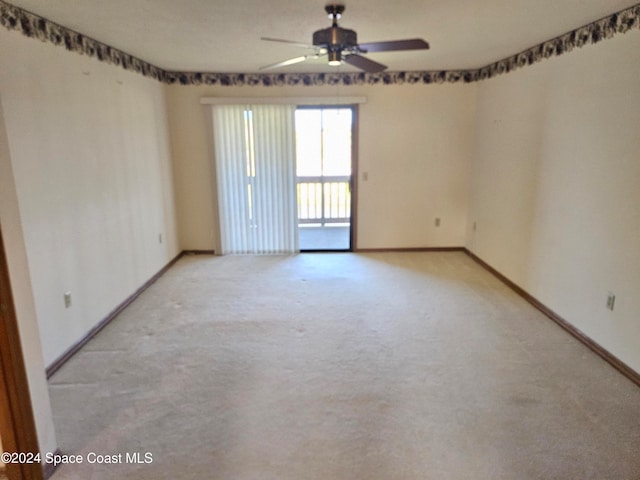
295;107;353;251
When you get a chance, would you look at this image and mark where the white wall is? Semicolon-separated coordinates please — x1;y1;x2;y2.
467;30;640;372
166;83;477;251
0;27;180;367
0;93;57;461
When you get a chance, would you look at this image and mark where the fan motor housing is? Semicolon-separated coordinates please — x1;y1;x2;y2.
313;27;357;50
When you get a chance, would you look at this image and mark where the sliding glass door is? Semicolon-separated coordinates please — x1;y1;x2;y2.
295;107;354;251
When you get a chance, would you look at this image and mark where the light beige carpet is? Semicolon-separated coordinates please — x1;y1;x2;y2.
49;252;640;479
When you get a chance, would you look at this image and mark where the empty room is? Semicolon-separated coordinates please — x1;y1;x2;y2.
1;1;640;479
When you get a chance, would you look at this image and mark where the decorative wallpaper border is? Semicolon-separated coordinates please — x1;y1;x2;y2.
0;0;165;81
478;3;640;81
162;70;479;86
1;0;639;86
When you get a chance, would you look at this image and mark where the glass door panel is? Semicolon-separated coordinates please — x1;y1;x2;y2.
295;107;353;251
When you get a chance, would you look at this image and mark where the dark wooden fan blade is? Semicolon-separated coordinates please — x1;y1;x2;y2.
261;37;318;49
358;38;430;53
343;54;387;73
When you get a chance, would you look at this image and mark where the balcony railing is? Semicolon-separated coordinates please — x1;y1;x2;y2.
297;175;351;225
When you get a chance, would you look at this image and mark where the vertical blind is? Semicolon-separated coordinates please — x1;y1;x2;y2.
212;104;298;254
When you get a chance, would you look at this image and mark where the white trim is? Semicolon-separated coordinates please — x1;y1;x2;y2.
200;96;367;106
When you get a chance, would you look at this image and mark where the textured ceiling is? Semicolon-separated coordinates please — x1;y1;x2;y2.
5;0;640;73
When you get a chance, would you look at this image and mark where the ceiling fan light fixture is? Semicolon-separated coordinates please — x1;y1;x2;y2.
328;50;342;66
325;4;345;21
260;4;429;73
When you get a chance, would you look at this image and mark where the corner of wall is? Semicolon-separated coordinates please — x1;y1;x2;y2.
0;94;57;459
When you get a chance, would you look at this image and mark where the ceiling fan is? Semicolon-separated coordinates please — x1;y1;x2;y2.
260;4;430;73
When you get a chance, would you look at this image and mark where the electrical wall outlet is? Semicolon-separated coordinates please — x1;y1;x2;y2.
64;291;72;308
606;292;616;311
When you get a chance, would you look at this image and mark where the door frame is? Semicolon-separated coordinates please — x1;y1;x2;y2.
351;105;359;251
0;226;43;480
295;104;358;252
